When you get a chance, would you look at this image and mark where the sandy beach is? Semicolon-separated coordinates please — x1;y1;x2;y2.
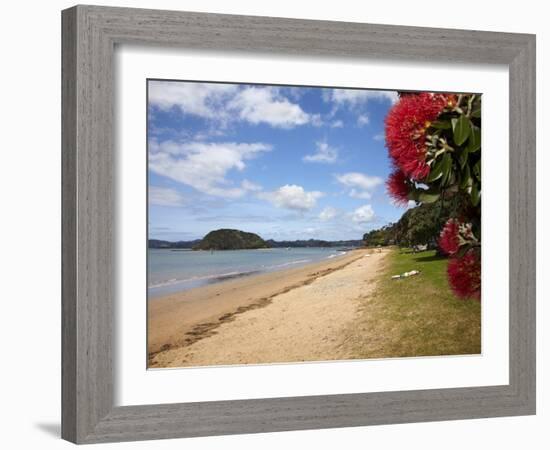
148;248;389;368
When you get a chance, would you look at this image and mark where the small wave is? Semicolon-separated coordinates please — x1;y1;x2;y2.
149;254;341;290
267;259;312;269
327;251;347;259
148;269;259;289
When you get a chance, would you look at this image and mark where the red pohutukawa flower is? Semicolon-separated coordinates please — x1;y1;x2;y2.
386;169;411;206
385;93;456;180
439;218;460;255
447;248;481;300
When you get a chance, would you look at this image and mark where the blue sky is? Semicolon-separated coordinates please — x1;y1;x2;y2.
148;80;409;242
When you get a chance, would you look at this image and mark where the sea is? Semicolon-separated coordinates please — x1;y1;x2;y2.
148;247;350;298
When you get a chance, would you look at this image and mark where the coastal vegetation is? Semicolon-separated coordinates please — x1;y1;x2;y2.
346;248;481;358
193;229;269;250
265;239;363;248
148;239;201;249
383;92;481;299
362;197;464;248
149;235;363;250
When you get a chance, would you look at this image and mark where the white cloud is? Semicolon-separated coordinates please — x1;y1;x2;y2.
228;87;311;128
303;140;339;164
148;186;186;207
349;189;372;200
259;184;324;211
241;179;263;192
331;120;344;128
357;114;370;127
327;89;399;106
373;133;385;142
148;81;237;119
149;140;271;198
149;82;314;129
351;204;375;223
319;206;338;221
335;172;384;199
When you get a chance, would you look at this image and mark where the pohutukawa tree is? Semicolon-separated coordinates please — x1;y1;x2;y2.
384;92;481;300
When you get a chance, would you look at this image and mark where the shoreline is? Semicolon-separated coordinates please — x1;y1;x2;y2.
148;247;351;298
148;248;388;367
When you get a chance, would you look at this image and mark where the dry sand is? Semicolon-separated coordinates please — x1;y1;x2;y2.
148;248;388;368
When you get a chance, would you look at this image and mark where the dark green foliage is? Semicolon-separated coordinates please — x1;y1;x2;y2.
150;237;364;249
362;224;397;247
265;239;363;248
148;239;201;249
364;197;466;248
194;229;269;250
407;94;482;212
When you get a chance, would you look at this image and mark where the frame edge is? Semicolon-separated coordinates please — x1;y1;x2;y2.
61;4;537;443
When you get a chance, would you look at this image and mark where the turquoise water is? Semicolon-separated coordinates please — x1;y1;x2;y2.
148;247;349;298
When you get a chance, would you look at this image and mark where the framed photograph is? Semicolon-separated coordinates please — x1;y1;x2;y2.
62;5;536;444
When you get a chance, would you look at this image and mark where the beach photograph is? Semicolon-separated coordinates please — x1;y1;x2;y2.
147;80;482;369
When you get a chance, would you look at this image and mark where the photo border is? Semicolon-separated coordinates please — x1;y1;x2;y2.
62;5;535;443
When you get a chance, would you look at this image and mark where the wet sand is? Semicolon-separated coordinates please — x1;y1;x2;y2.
148;248;388;367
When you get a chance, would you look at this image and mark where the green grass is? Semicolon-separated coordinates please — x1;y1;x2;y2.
347;248;481;358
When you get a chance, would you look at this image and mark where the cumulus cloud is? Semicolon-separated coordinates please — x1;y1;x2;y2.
149;140;271;198
349;189;372;200
228;87;311;128
326;89;399;107
331;120;344;128
335;172;384;199
357;114;370;127
351;204;375;223
241;179;263;192
373;133;385;141
148;81;237;119
148;186;186;207
258;184;324;211
319;206;338;221
149;81;315;129
303;140;339;164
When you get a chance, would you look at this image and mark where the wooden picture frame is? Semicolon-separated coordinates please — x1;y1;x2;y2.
62;5;536;443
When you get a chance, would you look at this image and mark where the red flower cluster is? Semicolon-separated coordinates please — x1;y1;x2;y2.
385;93;455;182
438;218;460;255
447;249;481;300
386;169;410;206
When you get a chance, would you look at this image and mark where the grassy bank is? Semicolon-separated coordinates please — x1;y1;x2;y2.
345;248;481;358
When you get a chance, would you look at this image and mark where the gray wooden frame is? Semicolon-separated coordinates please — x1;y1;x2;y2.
61;4;536;444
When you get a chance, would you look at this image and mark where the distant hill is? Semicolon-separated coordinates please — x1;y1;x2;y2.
265;239;363;248
148;235;364;250
148;239;201;249
194;229;269;251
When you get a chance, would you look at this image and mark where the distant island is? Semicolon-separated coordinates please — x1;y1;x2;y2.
149;229;364;250
193;229;269;250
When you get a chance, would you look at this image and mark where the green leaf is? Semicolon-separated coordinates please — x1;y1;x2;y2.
418;191;440;204
466;125;481;152
407;190;419;202
451;118;458;131
456;243;475;258
460;163;472;189
453;115;471;146
430;120;452;130
440;153;453;186
425;155;446;182
459;148;469;168
471;99;482;118
470;182;481;206
473;160;481;180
